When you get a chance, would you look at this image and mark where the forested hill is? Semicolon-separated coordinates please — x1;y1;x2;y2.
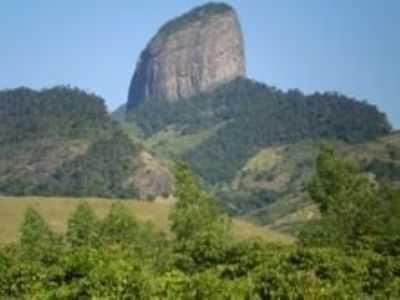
0;87;173;198
126;78;392;184
0;87;113;144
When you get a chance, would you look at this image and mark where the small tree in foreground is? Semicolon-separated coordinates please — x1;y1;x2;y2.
100;202;139;245
66;201;100;247
20;207;61;262
170;163;232;269
303;145;400;251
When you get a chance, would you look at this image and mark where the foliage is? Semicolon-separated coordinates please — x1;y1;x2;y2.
0;86;112;144
0;218;399;298
99;202;168;261
307;144;363;213
43;130;140;198
0;161;400;298
20;207;63;262
66;202;100;247
100;202;140;245
303;145;400;251
128;78;391;185
366;158;400;182
170;163;232;270
0;154;399;298
111;103;127;122
125;77;393;220
0;86;140;198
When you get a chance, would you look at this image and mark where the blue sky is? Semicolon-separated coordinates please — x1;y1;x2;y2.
1;0;399;128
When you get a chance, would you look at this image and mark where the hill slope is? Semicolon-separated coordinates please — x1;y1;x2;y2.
243;131;400;232
126;78;390;182
122;78;392;216
0;87;173;198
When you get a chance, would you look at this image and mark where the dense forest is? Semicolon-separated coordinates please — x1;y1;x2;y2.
1;151;399;298
0;87;140;198
127;78;391;184
38;130;140;198
0;87;113;144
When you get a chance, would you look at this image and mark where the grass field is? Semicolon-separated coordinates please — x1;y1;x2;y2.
0;196;294;245
144;125;223;159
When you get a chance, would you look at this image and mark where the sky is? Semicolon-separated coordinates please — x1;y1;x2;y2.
1;0;399;128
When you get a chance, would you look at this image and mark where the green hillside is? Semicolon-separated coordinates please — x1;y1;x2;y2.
243;132;400;232
0;87;113;144
0;87;172;198
121;78;392;218
340;131;400;185
1;157;399;299
124;78;391;183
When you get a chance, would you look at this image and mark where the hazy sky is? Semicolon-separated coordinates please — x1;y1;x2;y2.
1;0;399;128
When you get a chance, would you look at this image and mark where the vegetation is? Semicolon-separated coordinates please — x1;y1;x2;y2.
247;133;400;229
124;78;394;219
1;157;399;298
366;159;400;182
42;130;140;198
1;3;398;296
302;145;400;252
0;87;141;198
224;142;318;215
340;131;400;186
0;196;290;244
145;127;221;160
127;78;391;185
0;87;113;144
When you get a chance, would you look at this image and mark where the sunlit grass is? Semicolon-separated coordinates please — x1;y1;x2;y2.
0;196;294;244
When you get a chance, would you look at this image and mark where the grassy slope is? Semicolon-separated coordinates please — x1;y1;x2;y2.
232;142;318;193
0;196;294;245
145;126;221;159
243;132;400;232
119;92;399;232
339;131;400;165
118;119;223;162
117;125;400;233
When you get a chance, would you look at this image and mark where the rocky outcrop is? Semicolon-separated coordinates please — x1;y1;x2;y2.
132;151;174;199
127;2;246;110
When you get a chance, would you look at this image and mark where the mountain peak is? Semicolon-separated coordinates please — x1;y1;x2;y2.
156;2;234;37
127;2;246;110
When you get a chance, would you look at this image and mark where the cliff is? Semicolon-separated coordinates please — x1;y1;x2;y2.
127;3;246;110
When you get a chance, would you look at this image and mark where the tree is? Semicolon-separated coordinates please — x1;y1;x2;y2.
100;202;139;245
169;163;231;269
20;207;61;262
66;202;100;247
374;185;400;255
303;145;399;250
307;144;363;213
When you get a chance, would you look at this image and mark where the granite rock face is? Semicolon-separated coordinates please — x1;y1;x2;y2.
127;3;246;110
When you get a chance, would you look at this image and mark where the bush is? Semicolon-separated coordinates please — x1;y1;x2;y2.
0;162;399;298
66;202;100;247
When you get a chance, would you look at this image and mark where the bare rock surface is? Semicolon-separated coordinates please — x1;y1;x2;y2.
132;151;174;199
127;3;246;110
